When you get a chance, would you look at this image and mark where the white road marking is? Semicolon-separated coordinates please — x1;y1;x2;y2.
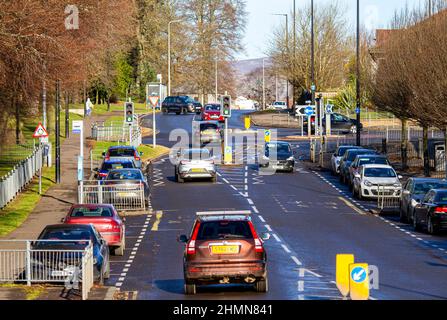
265;225;272;232
281;244;291;253
291;256;302;266
222;178;229;184
251;206;259;214
298;281;304;292
258;215;266;223
247;198;254;205
272;233;281;242
230;185;237;191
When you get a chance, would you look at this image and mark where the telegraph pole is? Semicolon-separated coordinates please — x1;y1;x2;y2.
311;0;315;106
356;0;361;146
55;80;61;184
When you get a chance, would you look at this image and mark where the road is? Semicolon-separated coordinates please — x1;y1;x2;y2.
106;110;447;300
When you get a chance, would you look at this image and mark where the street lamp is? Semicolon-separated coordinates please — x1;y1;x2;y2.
262;58;266;110
168;19;183;96
272;13;289;109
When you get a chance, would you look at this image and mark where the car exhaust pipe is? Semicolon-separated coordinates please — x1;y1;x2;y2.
244;276;256;284
219;277;230;284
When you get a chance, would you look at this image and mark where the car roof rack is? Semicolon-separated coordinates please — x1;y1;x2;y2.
196;210;251;217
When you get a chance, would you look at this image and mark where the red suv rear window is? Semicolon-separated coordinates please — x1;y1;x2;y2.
196;221;253;240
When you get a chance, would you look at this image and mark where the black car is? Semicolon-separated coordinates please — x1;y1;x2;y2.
413;189;447;234
303;112;363;134
339;148;378;184
259;142;295;173
33;224;110;284
401;178;447;224
162;96;202;115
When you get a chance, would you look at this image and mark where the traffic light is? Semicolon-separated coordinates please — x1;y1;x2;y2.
125;102;134;123
221;95;231;118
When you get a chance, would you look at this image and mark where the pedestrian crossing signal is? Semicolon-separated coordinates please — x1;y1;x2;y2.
221;95;231;118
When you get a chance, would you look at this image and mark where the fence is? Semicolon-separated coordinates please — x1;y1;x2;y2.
0;240;94;300
0;144;46;209
78;180;146;211
377;185;401;214
91;123;141;143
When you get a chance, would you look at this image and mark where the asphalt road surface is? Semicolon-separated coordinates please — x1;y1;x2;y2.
106;111;447;300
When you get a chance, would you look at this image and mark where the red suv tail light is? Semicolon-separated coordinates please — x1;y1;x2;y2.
435;207;447;213
248;221;264;253
134;151;141;161
105;153;110;161
187;222;201;255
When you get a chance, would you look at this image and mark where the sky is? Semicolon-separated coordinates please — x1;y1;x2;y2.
239;0;426;60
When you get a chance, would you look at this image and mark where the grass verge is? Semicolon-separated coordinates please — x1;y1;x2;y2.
0;284;47;300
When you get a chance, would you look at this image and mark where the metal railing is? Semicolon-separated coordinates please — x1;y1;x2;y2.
91;124;140;142
78;180;146;211
0;145;45;209
377;185;401;213
0;240;94;300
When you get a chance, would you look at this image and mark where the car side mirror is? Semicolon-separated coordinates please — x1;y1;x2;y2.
398;175;403;180
354;173;361;179
403;190;410;195
177;235;188;243
260;233;271;241
102;152;106;157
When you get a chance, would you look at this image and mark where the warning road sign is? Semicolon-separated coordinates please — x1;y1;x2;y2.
33;123;49;138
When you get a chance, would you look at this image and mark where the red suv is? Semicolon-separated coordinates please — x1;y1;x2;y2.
178;211;270;295
201;103;224;123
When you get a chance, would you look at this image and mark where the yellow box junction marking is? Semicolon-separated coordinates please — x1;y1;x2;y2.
349;263;369;300
336;254;355;297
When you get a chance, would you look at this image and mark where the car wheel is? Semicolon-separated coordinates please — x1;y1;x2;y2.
184;282;196;295
427;216;437;235
399;205;408;223
114;237;125;256
255;277;268;293
176;111;181;115
177;175;184;183
413;214;422;231
162;108;168;114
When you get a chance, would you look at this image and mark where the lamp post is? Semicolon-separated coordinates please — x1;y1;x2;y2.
356;0;361;146
311;0;315;106
273;13;289;109
262;58;266;110
168;19;182;96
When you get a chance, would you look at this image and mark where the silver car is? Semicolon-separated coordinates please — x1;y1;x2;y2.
175;148;217;183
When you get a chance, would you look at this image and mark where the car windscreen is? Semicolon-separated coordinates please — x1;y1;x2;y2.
266;143;291;155
338;147;353;157
348;150;374;161
196;221;253;240
37;228;92;246
358;157;388;166
200;123;218;131
107;170;143;180
108;148;135;157
364;168;396;178
70;207;113;217
205;105;220;111
181;150;211;160
414;182;447;195
101;162;134;171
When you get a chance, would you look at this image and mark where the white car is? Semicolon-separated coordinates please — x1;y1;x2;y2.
352;164;402;200
272;101;287;111
331;146;362;175
174;148;217;183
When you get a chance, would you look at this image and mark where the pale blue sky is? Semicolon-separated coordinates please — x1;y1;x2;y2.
239;0;426;60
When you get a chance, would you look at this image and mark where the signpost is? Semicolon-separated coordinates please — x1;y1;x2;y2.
349;263;369;300
33;123;49;195
336;254;355;298
264;130;271;143
72;120;84;182
325;104;333;136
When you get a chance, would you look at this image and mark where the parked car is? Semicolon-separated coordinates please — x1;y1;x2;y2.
201;103;224;122
413;189;447;234
103;145;143;169
331;146;362;174
196;121;222;144
34;224;110;284
174;148;217;183
339;149;378;184
400;178;447;224
177;211;270;294
162;96;202;114
347;155;390;189
352;164;402;200
259;141;295;173
304;113;363;134
95;159;135;180
63;204;126;256
103;169;150;205
271;101;287;111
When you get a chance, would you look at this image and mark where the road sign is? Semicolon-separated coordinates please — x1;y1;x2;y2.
264;130;271;143
325;104;333;114
33;123;49;138
125;102;134;123
72;120;83;134
244;117;251;130
222;95;232;118
336;254;355;297
305;106;315;117
356;107;361;114
311;84;316;91
349;263;369;300
149;96;159;107
224;146;232;164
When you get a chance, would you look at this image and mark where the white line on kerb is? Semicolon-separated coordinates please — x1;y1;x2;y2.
258;215;266;223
